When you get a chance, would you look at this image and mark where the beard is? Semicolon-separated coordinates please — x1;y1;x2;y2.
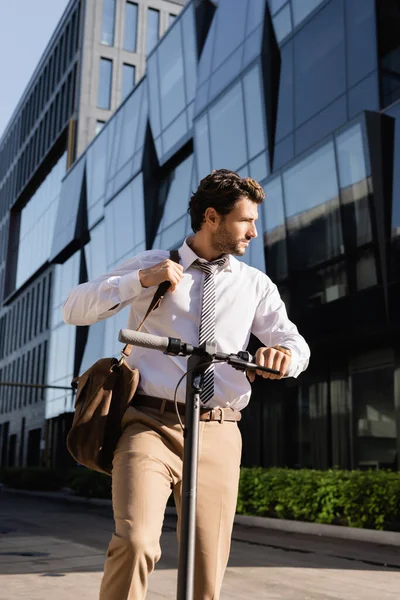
211;223;249;256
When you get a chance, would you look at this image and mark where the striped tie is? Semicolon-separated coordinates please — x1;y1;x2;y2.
194;257;228;404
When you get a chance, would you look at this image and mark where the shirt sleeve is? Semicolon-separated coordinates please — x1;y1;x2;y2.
251;275;310;378
62;255;146;326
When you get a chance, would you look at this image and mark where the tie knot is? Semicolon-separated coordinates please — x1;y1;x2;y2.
193;257;228;275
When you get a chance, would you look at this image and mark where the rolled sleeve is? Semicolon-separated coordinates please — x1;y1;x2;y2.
251;276;310;379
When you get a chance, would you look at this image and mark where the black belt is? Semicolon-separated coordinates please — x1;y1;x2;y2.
134;395;241;422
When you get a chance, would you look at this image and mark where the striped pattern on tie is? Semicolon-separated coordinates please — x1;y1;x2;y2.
194;257;228;404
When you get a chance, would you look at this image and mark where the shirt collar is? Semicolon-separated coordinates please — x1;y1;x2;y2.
178;237;240;274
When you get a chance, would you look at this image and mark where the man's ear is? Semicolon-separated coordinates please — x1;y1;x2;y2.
204;207;219;229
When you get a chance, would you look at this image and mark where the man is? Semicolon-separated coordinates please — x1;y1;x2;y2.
63;169;310;600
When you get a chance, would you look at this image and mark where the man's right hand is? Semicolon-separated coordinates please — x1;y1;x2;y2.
138;260;184;292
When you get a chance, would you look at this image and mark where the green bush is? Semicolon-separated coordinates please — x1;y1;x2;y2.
236;467;400;531
67;468;112;499
0;467;65;491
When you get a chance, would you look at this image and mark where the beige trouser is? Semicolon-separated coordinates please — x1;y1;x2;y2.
99;404;242;600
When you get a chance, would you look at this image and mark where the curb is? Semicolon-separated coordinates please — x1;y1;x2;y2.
233;514;400;547
3;487;400;547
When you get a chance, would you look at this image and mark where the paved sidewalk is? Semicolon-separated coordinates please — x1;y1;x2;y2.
1;490;400;599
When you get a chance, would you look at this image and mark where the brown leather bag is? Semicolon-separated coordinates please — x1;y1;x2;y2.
66;250;179;475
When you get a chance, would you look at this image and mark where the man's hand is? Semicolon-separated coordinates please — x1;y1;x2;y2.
247;346;292;382
138;260;184;292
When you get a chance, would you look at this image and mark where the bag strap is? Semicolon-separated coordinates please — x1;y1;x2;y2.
121;249;180;359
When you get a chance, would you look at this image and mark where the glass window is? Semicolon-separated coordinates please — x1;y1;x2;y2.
49;153;85;262
169;14;176;28
194;115;211;180
211;0;247;73
294;0;346;128
85;222;107;280
153;155;194;249
246;0;266;35
243;65;267;160
336;123;372;246
262;176;288;281
147;8;160;56
158;27;185;129
292;0;325;27
147;53;162;138
124;2;138;52
268;0;286;15
122;63;136;101
356;248;377;290
348;73;379;119
17;152;67;288
352;366;396;469
209;82;247;171
105;174;145;267
283;141;344;269
98;58;113;109
294;262;347;309
101;0;116;46
345;0;377;87
107;82;146;196
87;124;109;227
275;41;293;142
295;95;347;156
272;4;292;43
96;120;105;135
182;5;198;108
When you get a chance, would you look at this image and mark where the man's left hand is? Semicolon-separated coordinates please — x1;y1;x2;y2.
247;346;292;382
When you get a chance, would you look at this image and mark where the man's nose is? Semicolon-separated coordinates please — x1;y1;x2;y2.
249;223;257;239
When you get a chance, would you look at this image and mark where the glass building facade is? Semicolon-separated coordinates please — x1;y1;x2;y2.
2;0;400;472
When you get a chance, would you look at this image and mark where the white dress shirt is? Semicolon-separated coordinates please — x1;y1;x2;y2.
63;239;310;410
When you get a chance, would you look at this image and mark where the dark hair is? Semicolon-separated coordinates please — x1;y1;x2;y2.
188;169;265;232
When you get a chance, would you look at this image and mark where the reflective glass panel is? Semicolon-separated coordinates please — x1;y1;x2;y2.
105;173;145;267
17;152;67;288
101;0;115;46
98;58;113;109
154;155;193;249
85;221;107;280
262;175;288;281
194;114;211;180
345;0;377;86
87;125;109;228
212;0;247;73
107;82;147;196
50;153;84;262
209;82;247;171
182;6;198;107
122;64;136;101
291;0;325;27
353;366;396;469
356;248;377;290
147;53;161;138
124;2;138;52
243;65;267;159
147;8;160;56
158;27;186;128
169;14;176;27
268;0;287;15
294;1;345;127
273;4;292;43
275;42;293;142
336;123;372;246
348;72;379;119
246;0;266;35
46;252;79;419
283;141;344;269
